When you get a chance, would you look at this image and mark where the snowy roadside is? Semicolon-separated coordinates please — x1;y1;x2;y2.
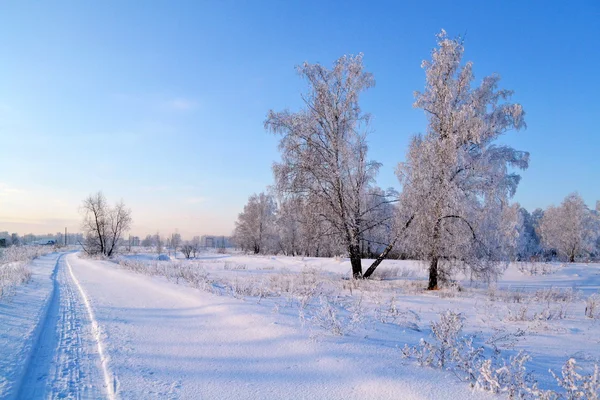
113;253;600;396
0;252;61;398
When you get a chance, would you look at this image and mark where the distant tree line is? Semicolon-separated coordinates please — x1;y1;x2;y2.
0;231;84;247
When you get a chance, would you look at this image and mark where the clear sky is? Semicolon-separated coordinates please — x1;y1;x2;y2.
0;1;598;238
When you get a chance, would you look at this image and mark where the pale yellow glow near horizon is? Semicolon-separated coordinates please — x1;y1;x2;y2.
0;183;235;238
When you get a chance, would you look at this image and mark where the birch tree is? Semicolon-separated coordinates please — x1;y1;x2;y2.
398;30;529;289
539;193;597;262
265;54;397;278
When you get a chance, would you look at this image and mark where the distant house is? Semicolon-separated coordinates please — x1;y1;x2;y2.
0;238;6;248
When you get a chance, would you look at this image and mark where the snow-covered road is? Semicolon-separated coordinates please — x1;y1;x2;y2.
19;254;107;399
3;253;491;399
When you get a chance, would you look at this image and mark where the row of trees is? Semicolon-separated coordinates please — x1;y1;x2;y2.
139;233;205;258
233;30;599;288
516;194;600;263
80;192;229;259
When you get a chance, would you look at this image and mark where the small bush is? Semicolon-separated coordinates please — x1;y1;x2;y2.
0;246;54;299
585;293;600;319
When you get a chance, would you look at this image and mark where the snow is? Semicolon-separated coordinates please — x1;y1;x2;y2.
1;250;599;398
0;252;63;398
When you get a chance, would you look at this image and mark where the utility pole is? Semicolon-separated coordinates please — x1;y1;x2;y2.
65;227;67;247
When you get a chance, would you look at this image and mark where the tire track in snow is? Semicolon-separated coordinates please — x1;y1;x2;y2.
15;254;62;399
17;254;110;399
66;256;117;400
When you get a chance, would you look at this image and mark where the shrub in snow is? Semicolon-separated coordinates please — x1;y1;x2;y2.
157;254;171;261
374;296;421;331
0;262;32;297
585;293;600;319
550;359;599;400
0;246;53;298
475;351;537;398
402;310;600;399
517;262;557;276
402;310;473;368
223;262;247;270
310;296;345;336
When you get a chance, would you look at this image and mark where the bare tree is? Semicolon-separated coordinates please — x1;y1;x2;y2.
398;31;528;289
153;232;163;255
265;54;397;278
141;234;153;247
233;192;277;254
81;191;132;257
191;236;201;258
170;232;182;258
181;242;194;259
539;193;597;262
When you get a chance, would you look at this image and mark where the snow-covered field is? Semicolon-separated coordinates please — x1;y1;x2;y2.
1;250;599;399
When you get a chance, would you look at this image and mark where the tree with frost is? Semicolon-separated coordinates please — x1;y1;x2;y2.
154;232;164;255
141;234;153;247
233;192;277;254
181;241;194;259
295;195;341;257
80;191;132;257
539;193;597;262
170;232;182;256
275;196;302;256
265;54;398;278
398;30;529;289
191;236;201;258
515;206;543;261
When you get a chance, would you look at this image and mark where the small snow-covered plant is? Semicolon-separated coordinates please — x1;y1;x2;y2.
551;359;599;400
224;263;247;270
376;296;400;323
0;261;32;298
485;328;526;354
586;293;600;319
375;296;421;331
404;310;466;368
311;296;345;336
347;294;365;329
430;310;464;367
476;351;536;398
534;287;580;303
0;245;53;298
517;262;556;276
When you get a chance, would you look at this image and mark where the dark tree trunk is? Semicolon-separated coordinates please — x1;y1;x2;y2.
363;238;398;279
427;257;439;290
363;215;414;279
349;245;363;278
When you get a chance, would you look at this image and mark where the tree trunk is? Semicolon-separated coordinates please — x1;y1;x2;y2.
427;257;439;290
349;245;363;278
363;215;414;279
363;238;398;279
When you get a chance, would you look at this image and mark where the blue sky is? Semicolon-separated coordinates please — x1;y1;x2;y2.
0;1;598;237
